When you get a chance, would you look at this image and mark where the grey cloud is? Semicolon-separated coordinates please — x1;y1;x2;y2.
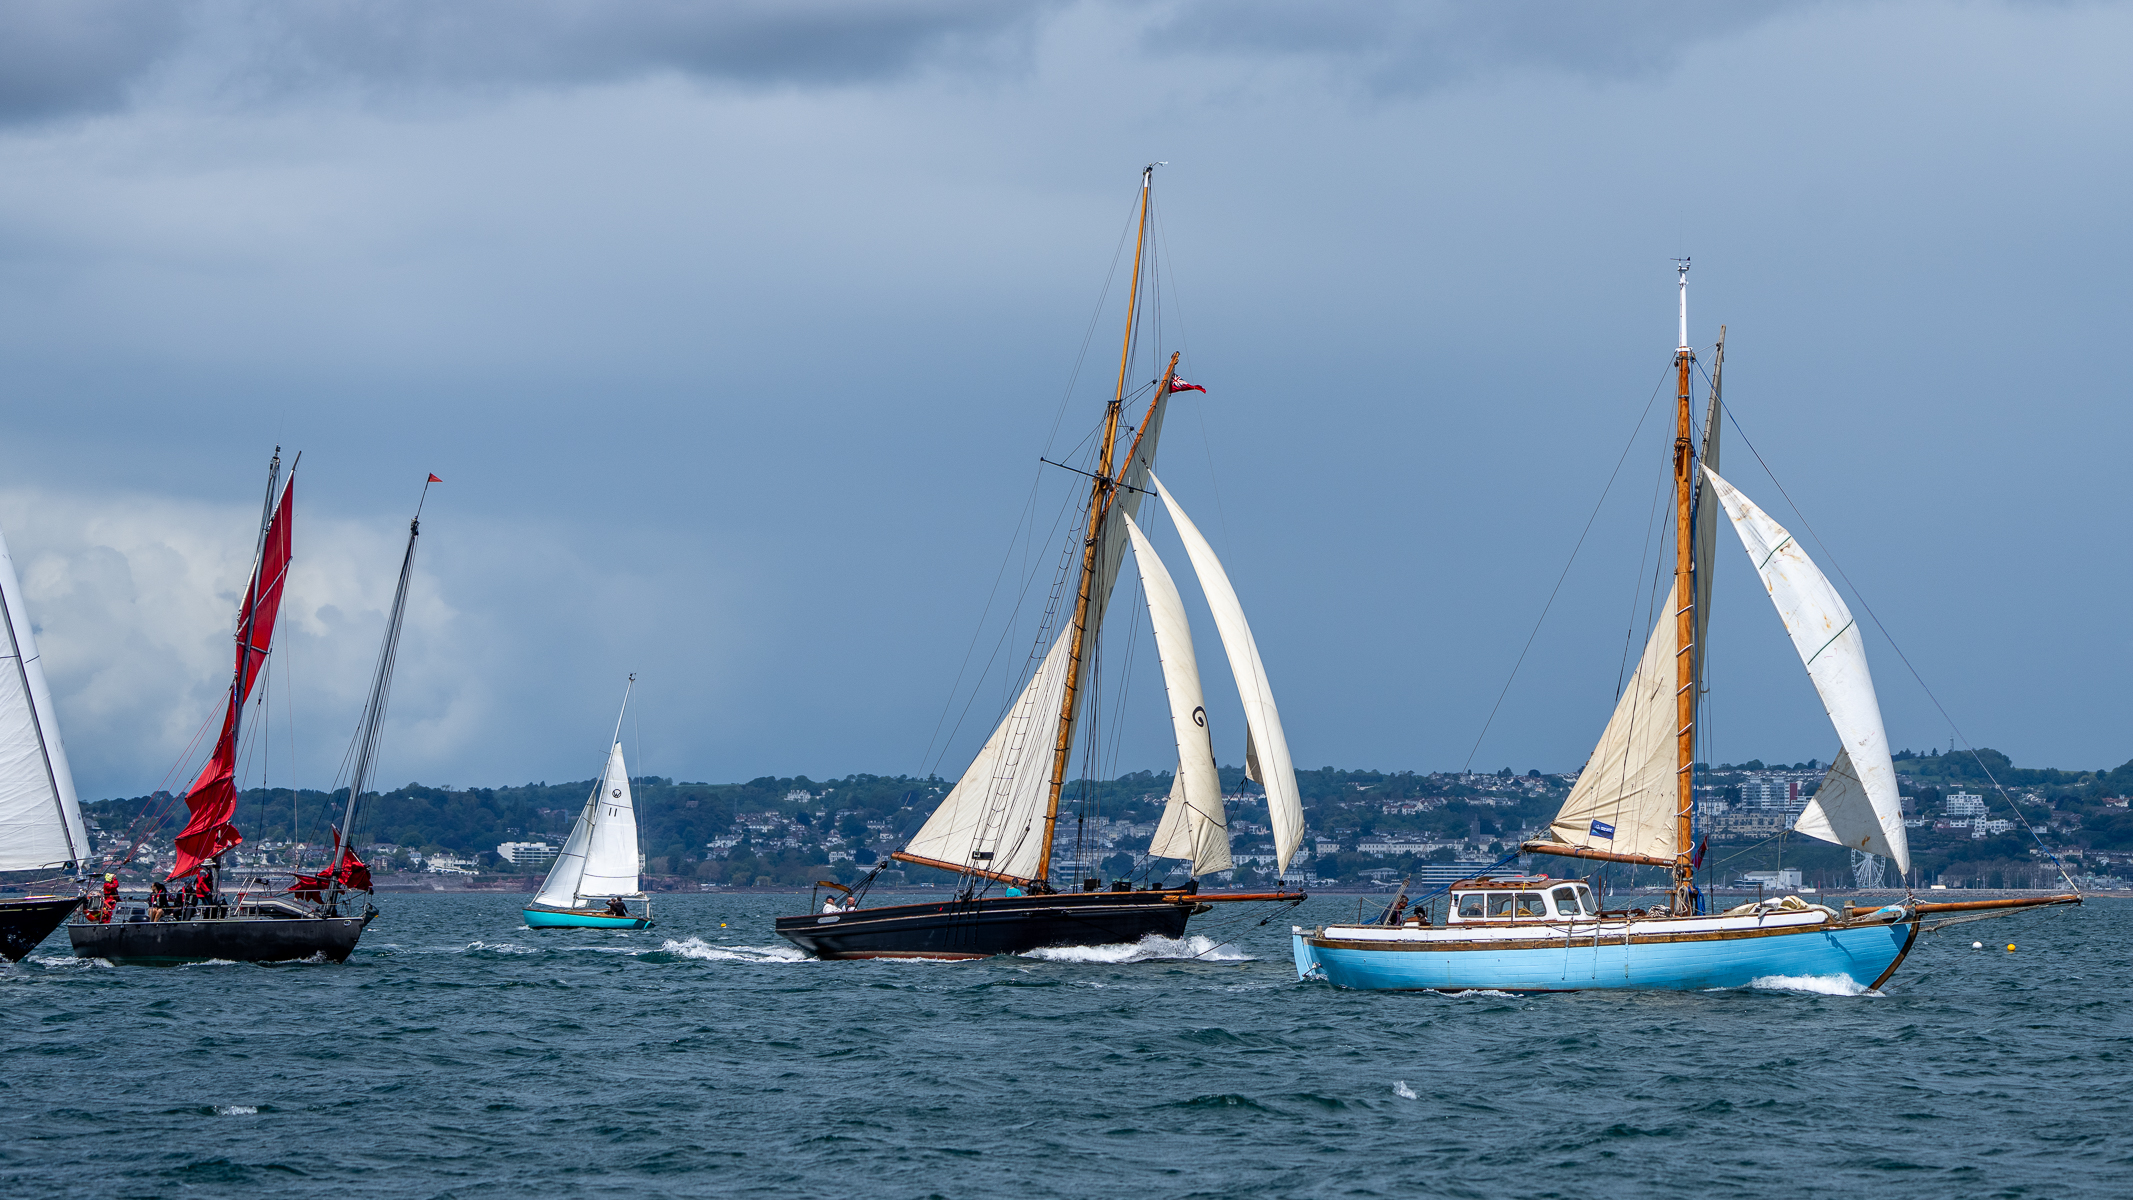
0;0;188;122
1147;0;1820;92
0;0;1062;124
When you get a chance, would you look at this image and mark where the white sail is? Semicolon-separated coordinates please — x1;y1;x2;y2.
1151;474;1303;872
1705;467;1910;873
904;393;1173;883
534;744;642;906
1546;581;1684;861
0;524;86;872
1122;511;1229;875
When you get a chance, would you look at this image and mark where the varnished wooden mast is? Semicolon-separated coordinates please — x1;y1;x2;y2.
1672;261;1697;912
1034;165;1161;881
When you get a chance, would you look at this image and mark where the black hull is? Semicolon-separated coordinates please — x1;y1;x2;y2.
0;895;81;961
68;910;375;964
774;891;1204;960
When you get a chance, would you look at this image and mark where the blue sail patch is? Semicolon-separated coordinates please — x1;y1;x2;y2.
1589;820;1616;840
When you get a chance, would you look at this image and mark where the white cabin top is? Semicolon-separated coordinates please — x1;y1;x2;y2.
1446;876;1598;923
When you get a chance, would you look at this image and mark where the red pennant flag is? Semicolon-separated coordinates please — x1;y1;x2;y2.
427;474;443;483
1167;378;1206;394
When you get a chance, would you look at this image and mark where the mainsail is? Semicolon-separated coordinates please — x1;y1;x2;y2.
901;391;1172;883
536;743;642;907
1150;474;1303;872
1122;510;1229;876
1545;581;1684;861
1704;467;1909;872
172;465;295;880
0;523;86;871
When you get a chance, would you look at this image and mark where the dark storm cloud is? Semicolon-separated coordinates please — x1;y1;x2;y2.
1149;0;1818;92
0;0;1063;124
0;0;188;121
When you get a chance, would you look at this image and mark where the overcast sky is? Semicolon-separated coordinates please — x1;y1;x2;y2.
0;0;2126;800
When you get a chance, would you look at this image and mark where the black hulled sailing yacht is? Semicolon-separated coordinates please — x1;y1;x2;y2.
0;511;90;960
69;455;429;963
775;168;1306;960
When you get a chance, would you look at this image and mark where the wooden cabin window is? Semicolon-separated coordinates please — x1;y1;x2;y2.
1551;886;1587;916
1514;892;1546;917
1457;894;1486;920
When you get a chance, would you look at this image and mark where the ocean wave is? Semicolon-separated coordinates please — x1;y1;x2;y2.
20;954;110;970
463;941;541;956
1394;1081;1418;1100
1743;973;1877;997
214;1105;259;1116
651;937;812;963
1020;934;1253;964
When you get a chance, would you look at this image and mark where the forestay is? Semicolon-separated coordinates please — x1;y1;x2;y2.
904;393;1173;883
1546;581;1684;861
1122;511;1229;876
535;744;642;906
1705;467;1909;872
1151;474;1303;872
0;524;85;871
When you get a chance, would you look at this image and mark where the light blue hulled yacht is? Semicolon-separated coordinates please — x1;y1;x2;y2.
1294;266;2074;993
523;677;653;931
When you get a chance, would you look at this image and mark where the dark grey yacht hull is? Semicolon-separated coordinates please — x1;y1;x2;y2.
774;890;1204;960
0;894;81;961
68;908;375;964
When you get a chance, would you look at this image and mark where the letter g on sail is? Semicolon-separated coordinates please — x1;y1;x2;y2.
1192;706;1206;728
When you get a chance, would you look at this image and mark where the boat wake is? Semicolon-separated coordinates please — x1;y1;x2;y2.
651;937;812;964
1743;973;1878;997
1021;934;1253;964
214;1105;260;1116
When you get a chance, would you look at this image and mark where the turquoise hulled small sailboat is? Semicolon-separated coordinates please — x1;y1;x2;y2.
523;677;653;930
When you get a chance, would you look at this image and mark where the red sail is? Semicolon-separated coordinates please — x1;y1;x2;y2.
285;840;371;901
171;475;295;880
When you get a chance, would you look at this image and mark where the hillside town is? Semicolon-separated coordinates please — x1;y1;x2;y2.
76;749;2133;895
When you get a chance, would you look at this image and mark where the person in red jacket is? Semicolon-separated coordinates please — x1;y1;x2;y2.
95;873;119;923
193;870;215;919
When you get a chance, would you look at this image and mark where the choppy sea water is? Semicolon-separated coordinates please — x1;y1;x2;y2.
1;892;2123;1199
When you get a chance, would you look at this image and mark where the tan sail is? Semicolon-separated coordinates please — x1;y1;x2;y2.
1545;581;1684;862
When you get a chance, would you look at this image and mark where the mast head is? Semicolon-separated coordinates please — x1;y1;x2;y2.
1673;258;1690;352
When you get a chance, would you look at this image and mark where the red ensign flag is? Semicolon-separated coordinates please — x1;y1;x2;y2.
428;474;443;483
1168;378;1206;394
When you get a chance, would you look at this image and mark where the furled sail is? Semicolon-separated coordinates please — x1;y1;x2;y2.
903;392;1173;883
1150;474;1302;871
1704;467;1909;872
1122;510;1229;876
536;744;642;906
0;523;86;871
173;469;295;880
1546;581;1684;861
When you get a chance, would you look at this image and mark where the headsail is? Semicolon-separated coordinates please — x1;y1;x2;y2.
1704;467;1909;872
1545;580;1684;861
1150;474;1302;872
172;465;295;880
0;523;86;871
1122;510;1228;876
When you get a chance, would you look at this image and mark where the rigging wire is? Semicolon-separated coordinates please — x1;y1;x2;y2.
1461;362;1677;772
1709;377;2078;894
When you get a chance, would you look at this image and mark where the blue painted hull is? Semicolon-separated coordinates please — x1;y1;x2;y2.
1294;916;1919;993
523;907;652;930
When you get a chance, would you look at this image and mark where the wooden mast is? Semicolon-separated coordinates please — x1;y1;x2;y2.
1033;165;1157;883
1672;260;1697;913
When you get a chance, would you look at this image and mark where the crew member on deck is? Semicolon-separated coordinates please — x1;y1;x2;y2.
148;881;169;922
193;871;215;919
100;873;119;920
606;896;629;918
